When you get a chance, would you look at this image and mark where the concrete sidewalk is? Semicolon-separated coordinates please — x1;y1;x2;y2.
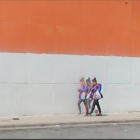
0;112;140;128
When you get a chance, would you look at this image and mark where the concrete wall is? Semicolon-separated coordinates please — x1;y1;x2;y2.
0;53;139;117
0;0;140;117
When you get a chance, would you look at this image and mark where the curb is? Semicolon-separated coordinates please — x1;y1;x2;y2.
0;119;140;129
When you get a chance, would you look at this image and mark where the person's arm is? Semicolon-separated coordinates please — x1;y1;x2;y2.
78;86;82;93
97;84;102;93
90;86;93;91
87;87;91;93
83;85;87;93
89;88;94;99
78;88;83;98
87;85;92;92
78;88;82;93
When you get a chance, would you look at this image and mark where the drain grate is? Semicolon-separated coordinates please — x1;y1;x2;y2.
13;118;20;121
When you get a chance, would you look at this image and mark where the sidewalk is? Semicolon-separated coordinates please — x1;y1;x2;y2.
0;112;140;128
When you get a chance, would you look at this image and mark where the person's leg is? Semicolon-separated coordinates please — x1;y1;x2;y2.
83;100;88;116
78;99;83;114
89;100;96;115
89;99;92;109
86;99;91;114
86;99;90;109
96;100;102;116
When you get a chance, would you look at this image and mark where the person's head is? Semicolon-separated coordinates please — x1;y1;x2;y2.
92;77;97;86
80;78;85;86
86;77;91;85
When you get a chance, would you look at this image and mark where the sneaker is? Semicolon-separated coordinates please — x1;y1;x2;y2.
96;113;102;116
89;113;91;116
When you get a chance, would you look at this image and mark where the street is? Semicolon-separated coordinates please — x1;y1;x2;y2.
0;123;140;139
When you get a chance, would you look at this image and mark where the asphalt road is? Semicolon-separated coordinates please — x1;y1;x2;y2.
0;123;140;139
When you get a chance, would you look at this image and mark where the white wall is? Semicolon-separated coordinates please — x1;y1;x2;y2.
0;53;139;117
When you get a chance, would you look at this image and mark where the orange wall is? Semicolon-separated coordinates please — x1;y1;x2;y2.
0;0;140;57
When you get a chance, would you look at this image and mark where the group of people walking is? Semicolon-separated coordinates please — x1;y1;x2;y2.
78;77;103;116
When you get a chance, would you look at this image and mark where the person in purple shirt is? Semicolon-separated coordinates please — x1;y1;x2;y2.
89;78;103;116
78;78;88;115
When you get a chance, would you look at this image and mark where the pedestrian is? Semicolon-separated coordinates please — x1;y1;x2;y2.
89;78;103;116
85;77;92;116
78;78;88;116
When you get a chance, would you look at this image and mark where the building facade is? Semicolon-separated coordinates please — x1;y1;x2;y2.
0;0;140;117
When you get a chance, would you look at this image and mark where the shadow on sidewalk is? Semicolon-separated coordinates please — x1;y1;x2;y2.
91;114;109;117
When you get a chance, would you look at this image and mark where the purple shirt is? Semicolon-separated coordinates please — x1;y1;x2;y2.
91;84;102;95
78;85;86;99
